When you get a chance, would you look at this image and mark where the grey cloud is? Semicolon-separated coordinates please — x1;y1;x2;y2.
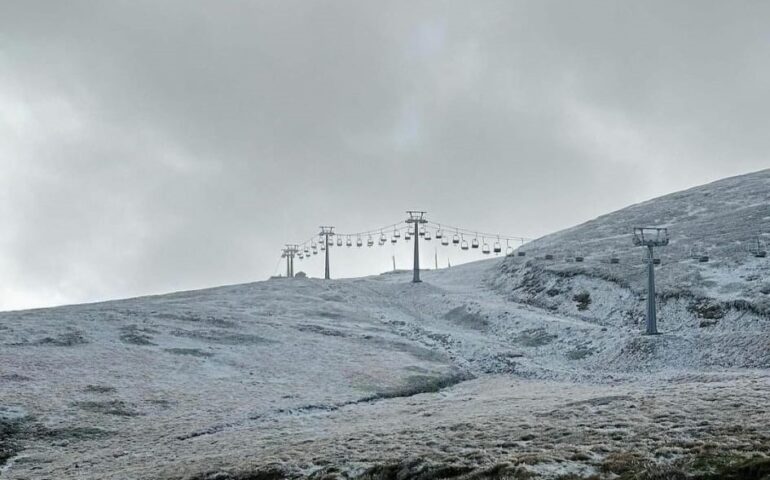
0;0;767;309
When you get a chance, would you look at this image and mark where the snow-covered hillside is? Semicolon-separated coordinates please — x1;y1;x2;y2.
1;170;769;480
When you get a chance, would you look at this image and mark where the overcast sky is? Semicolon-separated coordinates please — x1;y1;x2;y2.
1;1;768;310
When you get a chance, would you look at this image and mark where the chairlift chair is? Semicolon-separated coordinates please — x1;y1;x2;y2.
391;235;397;244
404;230;411;241
435;228;443;239
346;236;352;247
419;226;426;237
452;233;460;245
367;236;374;247
493;239;502;254
482;241;491;254
304;247;310;255
312;246;318;255
471;236;479;249
337;237;343;247
424;230;432;241
460;236;469;250
441;236;449;246
320;242;326;251
380;232;387;244
298;253;304;259
356;237;363;247
749;236;768;258
393;229;401;238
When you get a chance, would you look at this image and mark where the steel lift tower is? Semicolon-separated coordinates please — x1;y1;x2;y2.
406;211;428;283
283;244;299;278
319;226;335;280
633;227;669;335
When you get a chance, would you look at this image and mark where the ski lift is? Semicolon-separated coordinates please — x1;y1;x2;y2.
435;227;443;239
356;236;363;247
471;235;479;249
689;245;709;263
346;236;352;247
419;226;426;237
312;246;318;255
452;232;460;245
405;230;412;241
441;236;449;246
424;230;432;241
393;229;401;239
367;236;374;247
298;253;304;259
460;235;469;250
336;237;343;247
493;238;502;254
320;242;326;251
304;247;310;255
281;252;286;258
482;240;491;254
749;236;768;258
501;240;509;255
391;235;397;244
380;232;387;244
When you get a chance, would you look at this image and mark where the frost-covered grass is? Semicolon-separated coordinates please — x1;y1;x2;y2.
1;170;769;479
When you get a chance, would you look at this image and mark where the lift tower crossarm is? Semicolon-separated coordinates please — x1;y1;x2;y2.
406;211;428;283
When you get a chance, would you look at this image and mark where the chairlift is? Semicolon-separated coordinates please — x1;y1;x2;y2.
304;247;310;255
493;238;502;254
379;232;387;244
749;236;768;258
435;227;443;239
471;235;479;249
298;253;304;259
312;246;318;255
482;241;491;254
346;236;352;247
393;229;401;239
460;235;469;250
405;230;412;241
452;232;460;245
356;236;363;247
367;236;374;247
391;235;397;244
424;230;432;241
337;237;343;247
320;242;326;251
281;252;286;258
419;226;426;237
441;236;449;246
